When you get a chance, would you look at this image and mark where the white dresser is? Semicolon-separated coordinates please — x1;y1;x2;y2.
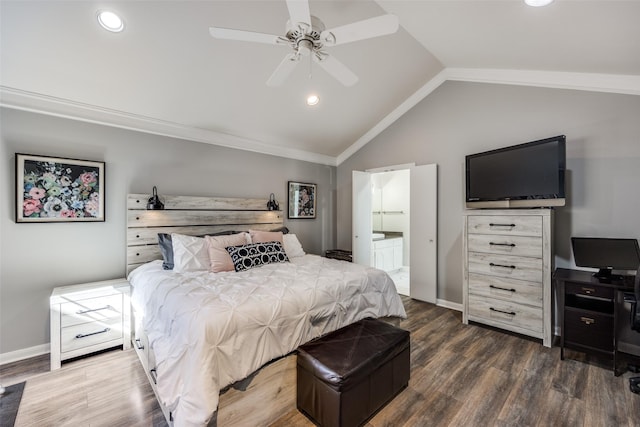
50;278;131;370
463;209;553;347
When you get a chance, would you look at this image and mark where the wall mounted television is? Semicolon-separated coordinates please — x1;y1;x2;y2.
465;135;566;208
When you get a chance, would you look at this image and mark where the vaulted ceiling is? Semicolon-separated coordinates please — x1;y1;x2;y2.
2;1;639;166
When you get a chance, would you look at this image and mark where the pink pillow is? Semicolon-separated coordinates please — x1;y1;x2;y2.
205;233;250;272
249;230;283;244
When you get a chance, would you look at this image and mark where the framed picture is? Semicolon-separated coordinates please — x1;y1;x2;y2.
15;153;105;223
288;181;316;219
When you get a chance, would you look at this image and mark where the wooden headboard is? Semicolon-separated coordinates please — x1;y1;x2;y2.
126;193;284;274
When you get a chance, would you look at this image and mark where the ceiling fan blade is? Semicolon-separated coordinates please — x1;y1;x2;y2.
314;54;358;87
320;14;399;46
286;0;311;27
209;26;281;45
267;53;300;87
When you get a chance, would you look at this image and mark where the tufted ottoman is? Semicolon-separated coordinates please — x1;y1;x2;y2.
296;318;410;427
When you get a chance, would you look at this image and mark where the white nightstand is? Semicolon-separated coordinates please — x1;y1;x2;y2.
50;278;131;370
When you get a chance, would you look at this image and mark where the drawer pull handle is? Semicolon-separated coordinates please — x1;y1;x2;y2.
76;305;113;315
489;223;516;228
580;316;595;325
135;338;145;350
581;287;595;295
75;328;110;339
489;242;516;247
490;285;516;292
150;368;158;384
490;262;516;269
490;307;516;316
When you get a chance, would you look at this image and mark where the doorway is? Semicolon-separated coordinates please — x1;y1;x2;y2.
352;164;437;303
372;169;410;295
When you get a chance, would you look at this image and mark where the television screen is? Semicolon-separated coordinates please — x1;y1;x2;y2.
465;135;566;208
571;237;640;279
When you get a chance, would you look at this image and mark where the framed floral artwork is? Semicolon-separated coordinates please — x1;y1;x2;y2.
288;181;316;219
15;153;105;223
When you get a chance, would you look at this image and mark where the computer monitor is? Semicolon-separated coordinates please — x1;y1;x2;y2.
571;237;640;280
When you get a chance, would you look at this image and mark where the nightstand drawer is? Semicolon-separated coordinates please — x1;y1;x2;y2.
565;282;614;299
467;215;542;237
468;252;542;283
60;294;123;327
564;309;613;351
467;234;542;258
61;317;123;353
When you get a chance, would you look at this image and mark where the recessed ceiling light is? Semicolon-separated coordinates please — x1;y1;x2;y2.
524;0;554;6
97;10;124;32
306;94;319;106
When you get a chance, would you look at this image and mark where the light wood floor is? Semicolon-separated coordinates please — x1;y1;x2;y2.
2;297;639;426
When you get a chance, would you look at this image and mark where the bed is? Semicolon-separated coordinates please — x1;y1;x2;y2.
126;194;406;427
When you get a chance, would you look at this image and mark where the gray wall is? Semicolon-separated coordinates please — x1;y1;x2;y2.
337;81;640;305
0;108;336;355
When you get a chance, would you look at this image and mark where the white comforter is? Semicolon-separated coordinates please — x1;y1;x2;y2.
129;255;406;427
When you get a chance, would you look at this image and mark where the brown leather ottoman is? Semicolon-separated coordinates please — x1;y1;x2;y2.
296;318;410;427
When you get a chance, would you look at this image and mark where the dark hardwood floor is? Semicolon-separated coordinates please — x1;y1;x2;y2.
2;296;639;426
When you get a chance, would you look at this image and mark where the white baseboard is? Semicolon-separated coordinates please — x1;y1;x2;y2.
437;299;462;312
618;341;640;357
0;343;49;366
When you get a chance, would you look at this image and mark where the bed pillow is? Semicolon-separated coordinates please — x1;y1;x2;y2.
158;233;175;270
249;229;283;244
226;241;289;272
171;233;211;273
157;230;239;270
283;233;305;258
205;232;250;273
269;226;289;234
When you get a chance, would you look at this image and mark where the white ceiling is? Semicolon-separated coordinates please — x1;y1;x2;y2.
2;1;639;166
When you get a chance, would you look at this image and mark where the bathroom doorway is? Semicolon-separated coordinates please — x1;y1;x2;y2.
352;164;437;303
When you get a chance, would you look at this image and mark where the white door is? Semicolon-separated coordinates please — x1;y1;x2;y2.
352;171;372;266
410;164;438;303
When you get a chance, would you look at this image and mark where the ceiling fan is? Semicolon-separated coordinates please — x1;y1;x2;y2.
209;0;399;87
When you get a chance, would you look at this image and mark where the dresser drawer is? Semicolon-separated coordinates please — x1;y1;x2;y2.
468;294;543;333
61;317;123;353
468;273;542;308
467;234;542;258
468;252;543;283
564;309;613;351
468;215;542;237
60;294;123;327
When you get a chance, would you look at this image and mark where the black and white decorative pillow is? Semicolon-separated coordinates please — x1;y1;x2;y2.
225;241;289;272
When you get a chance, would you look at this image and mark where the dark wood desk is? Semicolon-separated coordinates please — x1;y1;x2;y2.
554;268;635;375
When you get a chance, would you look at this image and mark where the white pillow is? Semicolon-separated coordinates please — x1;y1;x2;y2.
283;233;305;258
171;233;210;273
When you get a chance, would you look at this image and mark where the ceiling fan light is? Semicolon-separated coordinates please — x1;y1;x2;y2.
524;0;554;7
97;10;124;32
306;94;319;106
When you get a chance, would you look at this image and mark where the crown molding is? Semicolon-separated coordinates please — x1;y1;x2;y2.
336;68;640;165
445;68;640;96
3;67;639;168
336;69;448;165
0;86;337;167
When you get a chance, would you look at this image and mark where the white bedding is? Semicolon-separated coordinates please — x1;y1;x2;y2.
129;255;406;427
